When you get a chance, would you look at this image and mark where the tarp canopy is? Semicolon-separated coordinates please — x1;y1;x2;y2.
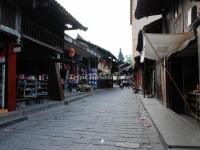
124;65;134;72
137;19;162;53
144;32;195;60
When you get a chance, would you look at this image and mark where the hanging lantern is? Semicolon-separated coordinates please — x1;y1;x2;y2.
68;47;76;57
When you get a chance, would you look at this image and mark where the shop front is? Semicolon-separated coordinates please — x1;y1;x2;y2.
0;0;87;112
16;38;63;103
64;35;99;93
167;41;199;114
142;30;198;116
14;0;87;105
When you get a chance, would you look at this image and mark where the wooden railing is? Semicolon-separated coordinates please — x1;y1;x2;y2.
1;1;16;29
22;19;63;51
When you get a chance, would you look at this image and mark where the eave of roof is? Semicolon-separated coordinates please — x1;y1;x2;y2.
49;0;88;31
20;0;87;31
134;0;165;20
76;35;117;61
65;34;89;50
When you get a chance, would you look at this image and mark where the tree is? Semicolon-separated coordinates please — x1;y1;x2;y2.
118;48;124;62
124;55;133;64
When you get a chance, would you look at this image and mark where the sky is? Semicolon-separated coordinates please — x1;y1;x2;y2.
56;0;132;58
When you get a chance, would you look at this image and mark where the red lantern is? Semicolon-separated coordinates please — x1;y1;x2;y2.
68;47;76;57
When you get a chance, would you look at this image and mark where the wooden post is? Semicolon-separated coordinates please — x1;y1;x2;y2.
48;63;64;101
7;41;16;111
88;58;91;68
198;26;200;83
143;61;146;98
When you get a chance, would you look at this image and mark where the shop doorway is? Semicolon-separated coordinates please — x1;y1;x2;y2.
168;56;198;114
168;58;184;113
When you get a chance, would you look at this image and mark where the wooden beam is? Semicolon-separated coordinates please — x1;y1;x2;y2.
22;34;63;54
0;25;20;37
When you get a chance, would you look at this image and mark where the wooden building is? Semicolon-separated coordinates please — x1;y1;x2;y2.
76;36;118;89
63;34;99;92
0;0;86;112
133;0;200;118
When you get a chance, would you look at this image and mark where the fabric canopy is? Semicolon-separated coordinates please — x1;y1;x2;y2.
144;32;195;60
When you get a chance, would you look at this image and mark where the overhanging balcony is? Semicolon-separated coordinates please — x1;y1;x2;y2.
0;0;20;38
22;19;64;53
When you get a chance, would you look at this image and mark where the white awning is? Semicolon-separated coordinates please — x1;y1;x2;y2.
144;32;195;60
124;65;133;71
113;65;133;75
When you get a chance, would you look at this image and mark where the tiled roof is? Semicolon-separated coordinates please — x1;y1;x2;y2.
49;0;87;31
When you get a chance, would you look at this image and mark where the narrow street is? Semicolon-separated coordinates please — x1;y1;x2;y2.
0;88;165;150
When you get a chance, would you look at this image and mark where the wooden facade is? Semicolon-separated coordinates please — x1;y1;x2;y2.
0;0;86;112
133;0;200;117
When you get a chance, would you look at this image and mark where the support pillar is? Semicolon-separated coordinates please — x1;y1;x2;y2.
7;41;16;112
198;26;200;83
88;58;91;68
48;63;64;101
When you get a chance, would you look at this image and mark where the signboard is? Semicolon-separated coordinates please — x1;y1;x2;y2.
13;46;21;53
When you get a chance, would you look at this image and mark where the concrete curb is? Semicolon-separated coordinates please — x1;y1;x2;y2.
138;94;200;150
0;102;63;129
0;89;104;129
137;94;168;150
22;102;64;116
0;116;28;129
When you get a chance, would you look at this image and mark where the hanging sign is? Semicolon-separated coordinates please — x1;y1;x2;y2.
68;47;76;57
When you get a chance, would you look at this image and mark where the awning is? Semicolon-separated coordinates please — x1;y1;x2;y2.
123;65;134;72
113;65;133;75
136;19;162;53
144;32;195;60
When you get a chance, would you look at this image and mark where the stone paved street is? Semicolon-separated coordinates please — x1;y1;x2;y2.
0;88;165;150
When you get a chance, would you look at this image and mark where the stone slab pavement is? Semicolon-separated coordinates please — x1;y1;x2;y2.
0;89;103;130
0;88;165;150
